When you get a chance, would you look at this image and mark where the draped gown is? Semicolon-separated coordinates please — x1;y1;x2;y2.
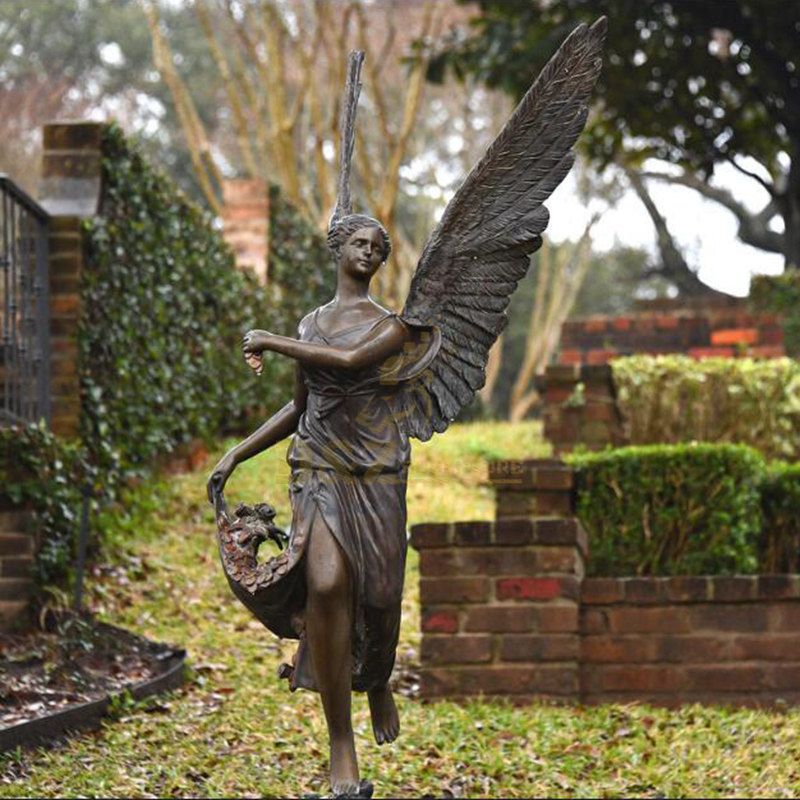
269;307;439;693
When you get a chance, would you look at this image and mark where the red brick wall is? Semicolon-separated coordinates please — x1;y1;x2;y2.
410;517;586;702
560;302;784;366
581;575;800;707
545;306;787;454
410;460;800;708
489;458;576;518
221;179;270;284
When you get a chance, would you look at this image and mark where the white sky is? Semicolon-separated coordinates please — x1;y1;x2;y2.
546;159;784;297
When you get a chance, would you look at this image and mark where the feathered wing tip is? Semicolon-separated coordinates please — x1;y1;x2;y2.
395;16;607;441
331;50;366;229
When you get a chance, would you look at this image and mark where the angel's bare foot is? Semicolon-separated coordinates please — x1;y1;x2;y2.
368;684;400;744
330;735;359;797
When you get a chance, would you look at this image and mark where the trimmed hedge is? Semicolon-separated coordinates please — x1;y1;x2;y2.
0;424;93;586
760;461;800;573
568;443;765;576
81;123;335;478
612;355;800;462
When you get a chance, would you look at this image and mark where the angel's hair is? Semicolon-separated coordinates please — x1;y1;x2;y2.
327;213;391;263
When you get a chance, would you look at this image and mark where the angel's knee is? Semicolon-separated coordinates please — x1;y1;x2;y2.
307;518;351;602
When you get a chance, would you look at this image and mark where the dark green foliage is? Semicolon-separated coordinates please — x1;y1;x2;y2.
237;186;337;402
750;273;800;357
430;0;796;176
568;443;765;576
6;125;334;587
266;186;336;333
0;424;92;585
612;355;800;462
760;461;800;573
429;0;800;268
80;125;335;478
81;124;272;475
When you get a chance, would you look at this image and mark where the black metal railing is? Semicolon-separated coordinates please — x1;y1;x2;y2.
0;175;50;427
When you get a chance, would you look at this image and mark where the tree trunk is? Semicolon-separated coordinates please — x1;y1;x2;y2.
783;155;800;270
478;334;503;409
626;168;732;298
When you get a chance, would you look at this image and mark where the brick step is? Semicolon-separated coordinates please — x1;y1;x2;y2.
0;599;30;633
0;556;33;578
0;577;32;601
0;534;35;557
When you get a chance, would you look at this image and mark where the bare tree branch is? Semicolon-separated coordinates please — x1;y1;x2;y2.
640;169;784;254
194;0;258;177
478;333;503;407
627;167;721;296
724;153;776;197
143;1;222;214
508;216;598;422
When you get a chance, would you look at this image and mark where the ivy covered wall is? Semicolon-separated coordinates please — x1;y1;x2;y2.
81;123;335;477
6;122;335;590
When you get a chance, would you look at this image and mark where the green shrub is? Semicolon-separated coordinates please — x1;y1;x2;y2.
4;126;337;590
268;183;336;334
0;424;93;586
612;355;800;461
568;443;765;576
760;461;800;573
751;272;800;357
81;123;335;478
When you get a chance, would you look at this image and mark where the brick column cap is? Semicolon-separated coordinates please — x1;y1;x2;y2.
39;120;104;218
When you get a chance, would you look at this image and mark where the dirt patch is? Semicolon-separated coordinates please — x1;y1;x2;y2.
1;614;183;730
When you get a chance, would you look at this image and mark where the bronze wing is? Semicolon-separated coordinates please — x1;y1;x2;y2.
393;18;606;441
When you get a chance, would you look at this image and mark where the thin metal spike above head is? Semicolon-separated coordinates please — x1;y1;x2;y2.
332;50;365;227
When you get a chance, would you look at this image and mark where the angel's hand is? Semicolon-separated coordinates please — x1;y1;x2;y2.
207;452;237;505
243;329;273;356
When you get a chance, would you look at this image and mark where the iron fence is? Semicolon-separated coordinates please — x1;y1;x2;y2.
0;175;50;427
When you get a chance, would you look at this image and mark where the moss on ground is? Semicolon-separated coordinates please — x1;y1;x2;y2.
2;421;800;797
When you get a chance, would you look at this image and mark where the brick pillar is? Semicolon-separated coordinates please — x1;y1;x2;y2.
0;509;35;632
542;363;626;455
221;179;269;283
489;458;574;519
39;121;104;437
410;514;587;702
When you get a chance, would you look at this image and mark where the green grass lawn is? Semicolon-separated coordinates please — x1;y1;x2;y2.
3;420;800;798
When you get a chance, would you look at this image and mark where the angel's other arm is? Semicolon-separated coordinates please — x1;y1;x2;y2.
246;317;409;371
207;365;308;503
229;366;308;465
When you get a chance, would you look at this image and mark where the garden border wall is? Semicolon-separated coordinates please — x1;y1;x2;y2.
547;299;787;454
559;301;784;367
410;460;800;707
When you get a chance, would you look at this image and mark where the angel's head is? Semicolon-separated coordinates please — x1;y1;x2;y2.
327;214;391;281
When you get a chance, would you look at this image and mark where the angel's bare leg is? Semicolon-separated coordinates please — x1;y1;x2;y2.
306;514;359;795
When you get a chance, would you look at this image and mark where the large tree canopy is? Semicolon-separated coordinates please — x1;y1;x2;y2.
429;0;800;270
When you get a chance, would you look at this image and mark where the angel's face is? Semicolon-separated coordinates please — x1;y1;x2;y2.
341;226;385;280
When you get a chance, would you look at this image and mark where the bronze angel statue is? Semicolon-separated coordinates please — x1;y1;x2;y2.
207;18;605;799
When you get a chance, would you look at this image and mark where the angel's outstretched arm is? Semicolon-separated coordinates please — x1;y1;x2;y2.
243;317;409;371
229;370;307;463
206;366;307;503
